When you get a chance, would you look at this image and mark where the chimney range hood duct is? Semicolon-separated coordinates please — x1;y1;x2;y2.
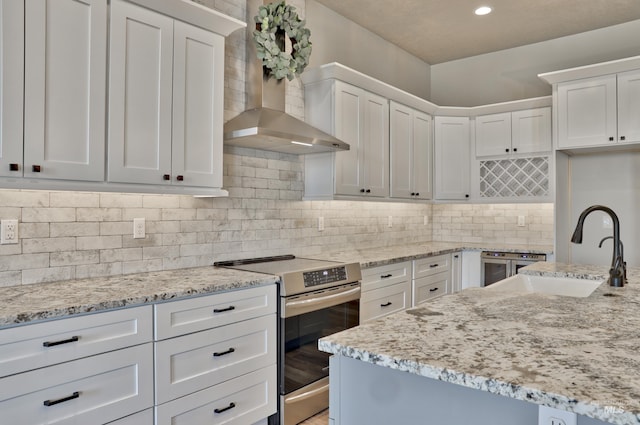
223;0;349;155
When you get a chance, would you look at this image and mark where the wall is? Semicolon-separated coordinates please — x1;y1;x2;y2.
430;20;640;107
556;151;640;268
304;0;431;100
432;203;554;245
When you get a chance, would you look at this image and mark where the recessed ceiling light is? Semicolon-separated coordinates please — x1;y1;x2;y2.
474;6;492;16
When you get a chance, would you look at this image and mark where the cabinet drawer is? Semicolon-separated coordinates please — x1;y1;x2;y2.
0;343;153;425
156;364;276;425
360;281;411;323
155;315;276;404
413;254;451;278
155;285;276;340
0;305;152;378
361;261;411;292
413;272;449;306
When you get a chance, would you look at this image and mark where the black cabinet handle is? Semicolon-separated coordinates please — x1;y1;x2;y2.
513;148;517;152
213;348;235;357
505;148;509;152
163;174;171;181
43;335;79;347
176;175;184;181
44;391;80;407
609;136;615;141
9;163;19;171
365;189;371;193
465;194;469;198
454;255;459;258
213;306;235;313
214;402;236;414
32;165;41;172
360;188;365;193
429;287;439;292
429;264;439;268
621;136;626;141
411;192;415;196
380;274;392;279
415;192;419;196
380;302;392;307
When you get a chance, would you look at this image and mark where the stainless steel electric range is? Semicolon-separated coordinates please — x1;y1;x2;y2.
215;255;362;425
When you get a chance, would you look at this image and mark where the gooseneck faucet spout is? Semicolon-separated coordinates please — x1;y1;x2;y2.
571;205;626;287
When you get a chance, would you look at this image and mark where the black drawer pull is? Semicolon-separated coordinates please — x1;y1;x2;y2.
213;306;235;313
429;287;439;292
214;402;236;414
380;302;392;307
380;274;393;279
365;189;371;193
609;136;614;141
43;335;79;347
9;163;19;171
32;165;41;172
213;348;235;357
44;391;80;407
429;264;439;268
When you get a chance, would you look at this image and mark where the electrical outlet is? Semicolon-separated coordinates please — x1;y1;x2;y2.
1;219;19;244
538;406;577;425
318;217;325;232
133;218;145;239
518;215;526;227
423;215;429;226
388;216;393;228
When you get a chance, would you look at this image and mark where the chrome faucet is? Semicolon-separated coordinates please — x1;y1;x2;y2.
570;205;626;287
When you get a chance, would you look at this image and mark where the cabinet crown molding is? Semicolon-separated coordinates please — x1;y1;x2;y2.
538;54;640;85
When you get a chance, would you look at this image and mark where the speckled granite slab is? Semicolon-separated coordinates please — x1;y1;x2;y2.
309;242;553;268
320;263;640;425
0;267;278;327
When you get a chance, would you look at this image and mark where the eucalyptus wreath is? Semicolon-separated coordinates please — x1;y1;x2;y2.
253;1;312;81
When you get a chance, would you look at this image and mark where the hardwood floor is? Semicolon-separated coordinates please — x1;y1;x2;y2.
298;409;329;425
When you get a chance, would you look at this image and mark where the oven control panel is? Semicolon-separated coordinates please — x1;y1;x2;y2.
303;267;347;287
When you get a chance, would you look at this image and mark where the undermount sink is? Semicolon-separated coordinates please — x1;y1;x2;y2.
485;274;604;298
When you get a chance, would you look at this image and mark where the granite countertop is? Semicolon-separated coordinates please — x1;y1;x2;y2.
0;241;551;328
319;262;640;424
309;241;553;268
0;267;278;327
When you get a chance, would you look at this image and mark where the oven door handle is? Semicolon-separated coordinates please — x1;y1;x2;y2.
284;381;330;404
283;285;361;318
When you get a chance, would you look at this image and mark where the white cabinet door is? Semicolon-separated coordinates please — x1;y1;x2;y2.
475;112;511;157
434;116;470;200
362;91;389;197
511;107;551;154
390;102;432;200
334;82;364;196
451;252;462;293
108;0;173;185
0;0;23;177
334;82;389;198
24;0;107;181
412;110;433;200
617;68;640;145
171;21;224;188
557;74;617;149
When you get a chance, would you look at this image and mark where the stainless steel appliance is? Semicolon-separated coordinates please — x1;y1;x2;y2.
214;255;361;425
481;251;546;286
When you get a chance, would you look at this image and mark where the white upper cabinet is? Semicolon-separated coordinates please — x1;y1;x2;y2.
475;107;551;157
24;0;107;181
0;1;23;178
390;101;432;200
109;0;225;189
434;116;470;200
556;70;640;149
108;0;175;186
304;80;389;199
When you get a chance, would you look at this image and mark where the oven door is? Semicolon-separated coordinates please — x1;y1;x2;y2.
481;258;510;286
512;260;537;275
279;283;360;424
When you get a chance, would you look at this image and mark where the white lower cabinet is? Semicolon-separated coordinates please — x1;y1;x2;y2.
0;343;153;425
360;261;411;323
155;364;277;425
412;254;452;306
154;285;277;424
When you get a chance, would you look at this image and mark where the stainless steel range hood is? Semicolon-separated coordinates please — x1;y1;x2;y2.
223;0;349;155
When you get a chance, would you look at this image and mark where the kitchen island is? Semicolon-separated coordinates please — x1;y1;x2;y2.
320;262;640;425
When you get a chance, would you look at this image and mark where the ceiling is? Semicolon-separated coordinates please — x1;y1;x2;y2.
313;0;640;64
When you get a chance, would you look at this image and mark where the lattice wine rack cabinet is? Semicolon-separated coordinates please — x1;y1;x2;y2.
479;157;549;198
